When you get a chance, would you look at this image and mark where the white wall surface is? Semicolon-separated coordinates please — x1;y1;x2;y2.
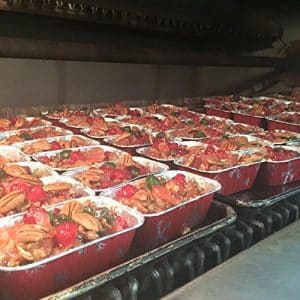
0;58;273;107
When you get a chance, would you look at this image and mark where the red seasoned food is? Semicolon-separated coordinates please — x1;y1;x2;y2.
0;165;90;217
203;135;267;151
263;146;299;161
94;102;143;116
36;147;120;170
18;135;98;155
228;122;264;134
169;125;224;140
105;126;152;146
115;173;208;214
0;127;72;145
0;117;50;132
83;122;126;138
139;138;189;160
43;107;92;119
178;145;263;171
277;112;300;125
254;130;300;144
60;115;106;128
73;154;152;190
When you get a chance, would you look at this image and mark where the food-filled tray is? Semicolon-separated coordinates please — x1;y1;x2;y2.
33;145;128;172
204;104;233;119
167;125;225;141
228;122;265;134
14;135;100;156
253;130;300;145
0;126;73;145
256;146;300;186
81;123;144;140
43;200;236;300
267;112;300;133
58;115;107;129
41;107;92;120
62;156;169;193
0;196;144;300
0;116;52;132
103;128;153;154
200;134;271;152
174;148;264;195
102;170;221;252
136;139;192;162
93;106;144;117
232;110;266;128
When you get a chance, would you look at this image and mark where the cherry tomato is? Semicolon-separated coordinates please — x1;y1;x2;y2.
39;156;50;164
107;125;122;135
204;145;217;156
152;138;165;149
9;180;30;193
101;166;115;178
109;216;128;233
26;185;48;203
50;141;62;150
112;169;131;181
23;207;50;226
216;149;227;159
70;151;84;162
173;174;186;185
55;221;78;248
30;119;41;127
99;180;113;189
116;184;136;198
169;142;179;151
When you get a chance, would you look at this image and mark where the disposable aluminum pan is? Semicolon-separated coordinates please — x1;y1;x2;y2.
254;130;300;145
204;104;233;119
174;154;264;195
103;133;152;154
5;161;59;177
32;145;128;172
200;134;272;152
93;107;145;117
166;127;224;141
135;140;205;163
115;114;166;129
62;156;169;193
102;170;221;253
14;134;100;156
7;117;52;130
257;146;300;186
0;196;144;300
41;108;92;120
0;145;30;162
267;112;300;133
0;126;74;145
229;122;265;134
42;200;237;300
233;110;266;127
58;117;94;129
81;123;144;140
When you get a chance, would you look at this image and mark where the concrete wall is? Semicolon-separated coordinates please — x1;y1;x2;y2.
0;58;273;107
